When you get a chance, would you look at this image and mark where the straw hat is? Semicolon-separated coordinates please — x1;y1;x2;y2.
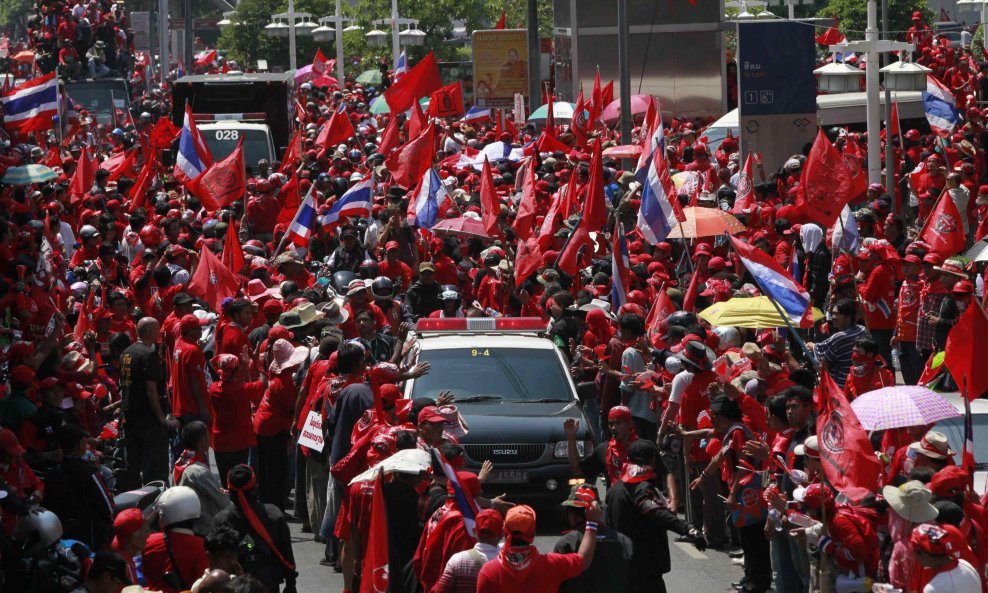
882;481;939;523
289;302;325;326
315;298;349;325
268;339;309;373
908;431;954;459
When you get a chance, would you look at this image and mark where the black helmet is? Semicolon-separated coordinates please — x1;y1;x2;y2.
363;142;378;155
371;276;394;299
358;259;379;279
331;271;356;294
665;310;698;329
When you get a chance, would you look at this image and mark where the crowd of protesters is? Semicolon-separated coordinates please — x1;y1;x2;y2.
1;3;988;593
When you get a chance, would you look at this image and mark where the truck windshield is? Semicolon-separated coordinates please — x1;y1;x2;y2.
410;348;572;402
64;80;129;128
202;128;272;169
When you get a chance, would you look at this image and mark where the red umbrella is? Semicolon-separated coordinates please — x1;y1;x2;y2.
432;216;491;240
12;50;34;64
603;144;643;159
600;95;654;124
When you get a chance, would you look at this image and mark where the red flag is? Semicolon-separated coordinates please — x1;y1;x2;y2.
194;49;217;67
378;114;402;158
316;105;356;154
815;26;845;46
794;128;867;228
407;98;428;139
69;149;95;205
276;175;300;223
557;142;606;273
514;237;542;287
513;158;538;240
386;122;435;189
945;305;988;400
187;245;240;312
645;288;676;348
192;138;246;212
570;90;589;148
360;472;389;593
816;367;883;503
149;117;180;150
383;52;442;115
919;190;966;257
889;100;901;142
601;81;614;110
504;116;519;140
495;11;506;29
534;128;570;154
545;89;556;134
42;147;62;169
537;185;565;251
279;129;303;174
312;49;334;75
682;268;702;312
731;154;756;214
127;159;156;213
222;222;245;274
104;150;138;181
589;68;603;123
479;158;501;237
559;160;580;219
428;83;464;118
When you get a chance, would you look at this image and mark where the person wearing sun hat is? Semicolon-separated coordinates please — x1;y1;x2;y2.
254;338;310;509
884;480;941;591
554;483;634;593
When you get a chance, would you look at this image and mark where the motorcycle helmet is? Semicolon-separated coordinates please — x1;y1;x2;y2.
13;509;63;556
157;486;201;529
359;259;380;279
332;271;356;294
139;224;163;248
440;289;461;302
371;276;394;300
79;225;100;240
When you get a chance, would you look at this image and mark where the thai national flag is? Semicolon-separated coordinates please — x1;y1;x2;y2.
636;140;684;245
635;106;664;180
730;235;812;327
834;205;859;252
173;104;212;186
430;448;478;537
923;75;960;134
285;186;318;246
322;177;374;230
176;59;186;79
0;72;59;135
611;221;631;312
409;168;450;229
464;106;492;123
394;49;408;83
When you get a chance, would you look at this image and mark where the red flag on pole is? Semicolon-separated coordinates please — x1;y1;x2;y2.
385;122;435;189
279;129;303;174
127;159;156;213
537;186;565;251
816;367;883;502
731;154;757;214
187;245;240;312
359;472;389;593
407;98;428;139
149;117;180;150
222;222;245;274
919;190;966;257
316;105;356;154
570;89;589;148
794;128;867;228
193;138;246;212
590;68;603;123
945;304;988;401
479;158;501;237
557;142;606;274
69;148;95;205
378;113;402;158
514;237;543;287
276;175;300;225
312;49;334;75
601;81;614;110
495;11;506;29
645;288;676;348
427;83;464;118
513;158;538;240
383;52;442;115
545;88;556;134
104;150;139;181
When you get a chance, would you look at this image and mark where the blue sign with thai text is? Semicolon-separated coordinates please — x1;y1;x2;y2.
737;21;817;116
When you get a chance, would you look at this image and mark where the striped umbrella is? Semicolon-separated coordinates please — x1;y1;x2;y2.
1;164;58;185
849;386;961;431
666;207;746;238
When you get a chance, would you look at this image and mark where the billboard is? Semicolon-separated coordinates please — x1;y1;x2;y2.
737;21;816;117
472;29;529;108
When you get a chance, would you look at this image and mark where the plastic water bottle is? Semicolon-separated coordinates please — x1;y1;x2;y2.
890;348;901;371
768;508;784;532
872;584;902;593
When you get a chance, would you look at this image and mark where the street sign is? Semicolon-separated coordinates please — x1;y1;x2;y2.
737;21;816;117
472;29;529;109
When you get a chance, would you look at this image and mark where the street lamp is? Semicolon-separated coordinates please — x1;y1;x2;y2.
217;11;235;27
399;22;426;46
313;1;354;82
829;0;915;184
814;60;864;94
880;59;931;91
365;28;388;46
266;0;315;70
725;0;768;20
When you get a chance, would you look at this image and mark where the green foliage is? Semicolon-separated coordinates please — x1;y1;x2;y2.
817;0;934;41
0;0;34;39
217;0;552;72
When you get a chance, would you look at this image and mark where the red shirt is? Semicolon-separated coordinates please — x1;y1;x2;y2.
895;278;922;343
247;195;281;234
143;530;209;593
334;480;373;542
859;263;896;330
253;369;299;436
171;337;208;418
339;302;388;339
679;370;717;462
379;259;413;292
477;549;584;593
216;321;250;359
210;379;264;452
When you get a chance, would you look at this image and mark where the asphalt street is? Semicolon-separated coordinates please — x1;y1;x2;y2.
287;504;744;593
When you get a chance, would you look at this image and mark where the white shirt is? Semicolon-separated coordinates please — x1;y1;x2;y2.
924;559;981;593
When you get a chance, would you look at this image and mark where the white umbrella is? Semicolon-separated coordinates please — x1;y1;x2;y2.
349;448;432;484
965;238;988;263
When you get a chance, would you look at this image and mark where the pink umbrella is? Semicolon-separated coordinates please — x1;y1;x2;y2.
849;386;961;430
600;95;654;124
432;216;491;240
603;144;643;159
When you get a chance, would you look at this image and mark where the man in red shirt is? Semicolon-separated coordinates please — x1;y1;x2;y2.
856;244;897;364
143;486;209;593
894;253;924;385
171;314;210;427
477;503;600;593
378;240;413;292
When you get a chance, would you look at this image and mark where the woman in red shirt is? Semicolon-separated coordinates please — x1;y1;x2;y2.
253;339;308;509
210;354;266;487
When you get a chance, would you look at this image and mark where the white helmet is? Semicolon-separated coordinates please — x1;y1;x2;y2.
13;509;63;555
157;486;201;528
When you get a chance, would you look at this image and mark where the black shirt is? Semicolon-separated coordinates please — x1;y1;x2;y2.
554;525;634;593
119;342;164;425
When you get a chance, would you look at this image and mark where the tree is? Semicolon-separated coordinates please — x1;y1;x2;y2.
0;0;34;39
817;0;933;41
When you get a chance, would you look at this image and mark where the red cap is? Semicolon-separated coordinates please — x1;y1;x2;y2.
67;382;93;400
448;471;482;500
417;405;446;424
113;508;146;541
911;523;964;557
929;466;969;498
385;240;399;252
504;504;537;541
475;509;504;536
608;405;632;422
179;314;201;334
38;377;61;390
923;253;943;266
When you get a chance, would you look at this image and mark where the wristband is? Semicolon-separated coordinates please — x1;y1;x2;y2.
585;521;599;532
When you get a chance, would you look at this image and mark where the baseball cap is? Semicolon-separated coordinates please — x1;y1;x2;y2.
475;509;504;536
417;405;446;424
385;240;399;252
504;504;537;542
561;483;599;508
